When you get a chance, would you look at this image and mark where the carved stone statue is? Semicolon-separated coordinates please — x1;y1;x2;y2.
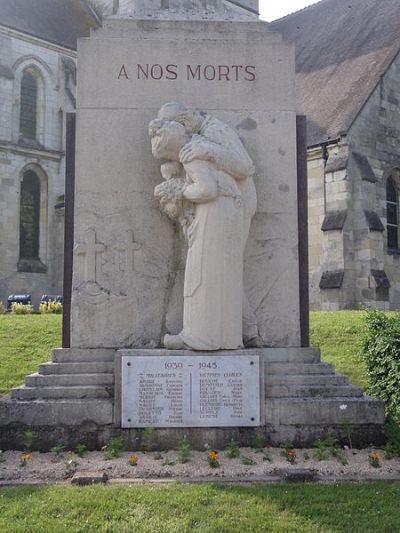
150;103;262;350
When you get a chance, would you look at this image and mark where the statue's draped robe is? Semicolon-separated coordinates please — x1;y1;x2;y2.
181;159;244;350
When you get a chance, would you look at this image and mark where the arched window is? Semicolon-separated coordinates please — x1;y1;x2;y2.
387;177;399;250
20;170;40;259
19;70;38;139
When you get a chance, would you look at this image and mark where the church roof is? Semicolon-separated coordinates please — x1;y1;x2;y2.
0;0;99;50
270;0;400;147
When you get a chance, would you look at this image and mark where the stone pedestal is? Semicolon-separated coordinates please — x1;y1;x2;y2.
0;347;385;450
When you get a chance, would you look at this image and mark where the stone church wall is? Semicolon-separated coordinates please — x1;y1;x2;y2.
308;50;400;310
0;28;75;308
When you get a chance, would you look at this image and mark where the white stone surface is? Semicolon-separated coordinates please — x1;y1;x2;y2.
120;353;260;427
72;19;300;348
116;0;258;19
150;103;258;350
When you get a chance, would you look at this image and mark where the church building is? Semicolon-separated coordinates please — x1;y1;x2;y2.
0;0;97;307
272;0;400;310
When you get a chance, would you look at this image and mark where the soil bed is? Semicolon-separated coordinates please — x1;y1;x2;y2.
1;447;399;484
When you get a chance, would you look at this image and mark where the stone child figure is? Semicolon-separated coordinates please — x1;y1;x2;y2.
150;103;261;350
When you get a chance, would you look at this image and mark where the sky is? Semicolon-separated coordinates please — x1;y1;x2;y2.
258;0;318;21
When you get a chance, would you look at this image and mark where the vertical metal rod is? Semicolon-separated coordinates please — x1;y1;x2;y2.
297;115;310;347
62;113;76;349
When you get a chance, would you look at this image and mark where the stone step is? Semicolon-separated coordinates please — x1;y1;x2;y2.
264;374;349;386
39;362;114;375
265;396;385;426
265;362;334;375
52;348;116;363
265;384;364;398
0;398;113;427
261;347;321;363
11;385;113;400
25;373;114;387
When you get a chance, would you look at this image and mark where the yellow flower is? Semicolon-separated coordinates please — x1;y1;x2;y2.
130;454;138;463
21;453;32;460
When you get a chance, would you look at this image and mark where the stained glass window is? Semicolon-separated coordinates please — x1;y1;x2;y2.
19;71;37;139
20;171;40;259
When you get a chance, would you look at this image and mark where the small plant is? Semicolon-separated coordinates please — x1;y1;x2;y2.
103;437;124;459
280;440;294;457
142;427;158;452
129;454;139;466
370;451;382;468
0;302;5;314
254;429;268;450
19;452;32;467
178;435;191;464
50;445;65;462
286;449;297;464
207;450;220;468
225;438;240;459
22;430;33;451
303;451;310;461
154;452;163;460
314;439;329;461
241;456;256;466
39;301;63;314
0;450;6;463
262;448;273;462
11;302;34;315
66;451;78;475
162;457;175;466
75;443;87;458
324;434;348;465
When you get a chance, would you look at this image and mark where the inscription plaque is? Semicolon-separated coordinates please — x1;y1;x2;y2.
121;355;260;428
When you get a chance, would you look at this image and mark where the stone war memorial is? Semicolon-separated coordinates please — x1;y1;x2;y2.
0;0;385;450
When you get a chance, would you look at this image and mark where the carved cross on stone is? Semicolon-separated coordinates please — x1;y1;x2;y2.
75;229;105;282
116;230;141;273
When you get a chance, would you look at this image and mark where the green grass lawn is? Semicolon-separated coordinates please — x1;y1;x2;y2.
310;311;368;388
0;313;399;532
0;310;372;396
0;314;61;396
1;482;400;533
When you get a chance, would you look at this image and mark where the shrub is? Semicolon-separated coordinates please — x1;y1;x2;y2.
11;302;34;315
361;310;400;424
39;301;63;314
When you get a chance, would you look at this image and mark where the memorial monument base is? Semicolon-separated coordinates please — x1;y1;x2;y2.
0;347;385;451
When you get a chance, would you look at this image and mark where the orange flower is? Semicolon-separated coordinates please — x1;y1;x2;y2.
287;449;297;457
208;451;219;461
371;452;381;461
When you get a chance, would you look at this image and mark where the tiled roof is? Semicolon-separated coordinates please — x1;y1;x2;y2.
271;0;400;146
0;0;99;50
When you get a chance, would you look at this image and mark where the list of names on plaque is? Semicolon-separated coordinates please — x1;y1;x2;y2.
121;355;260;428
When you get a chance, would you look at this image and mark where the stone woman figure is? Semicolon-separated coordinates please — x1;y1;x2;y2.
150;118;244;350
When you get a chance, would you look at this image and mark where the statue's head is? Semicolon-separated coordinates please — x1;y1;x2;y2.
157;102;205;135
149;117;188;161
